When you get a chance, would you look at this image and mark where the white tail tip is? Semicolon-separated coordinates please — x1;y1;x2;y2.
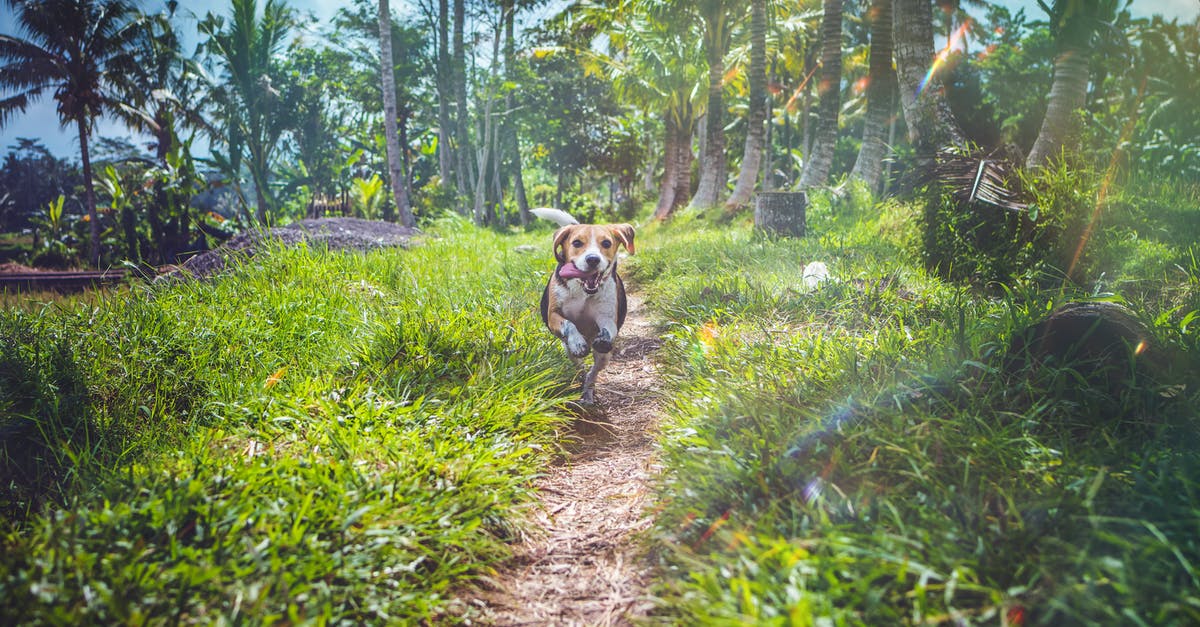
530;207;580;226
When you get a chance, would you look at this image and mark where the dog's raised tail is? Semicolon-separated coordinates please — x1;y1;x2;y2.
530;207;579;226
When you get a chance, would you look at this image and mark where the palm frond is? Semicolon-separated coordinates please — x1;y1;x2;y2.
0;89;43;126
935;146;1030;212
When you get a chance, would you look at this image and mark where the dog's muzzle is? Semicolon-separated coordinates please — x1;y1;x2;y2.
559;264;604;294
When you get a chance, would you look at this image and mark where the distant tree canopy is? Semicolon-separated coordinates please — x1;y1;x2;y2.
0;139;82;233
0;0;1196;266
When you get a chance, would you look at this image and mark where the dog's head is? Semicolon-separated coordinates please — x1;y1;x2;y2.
552;223;636;294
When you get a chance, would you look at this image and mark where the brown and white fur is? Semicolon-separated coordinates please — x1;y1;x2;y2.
533;208;636;404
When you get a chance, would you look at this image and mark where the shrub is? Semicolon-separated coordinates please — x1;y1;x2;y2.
920;188;1053;287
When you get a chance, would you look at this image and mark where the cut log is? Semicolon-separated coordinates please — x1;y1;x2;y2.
0;270;127;294
1004;301;1161;389
754;191;807;237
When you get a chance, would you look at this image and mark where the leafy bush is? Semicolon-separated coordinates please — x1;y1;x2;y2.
919;179;1056;287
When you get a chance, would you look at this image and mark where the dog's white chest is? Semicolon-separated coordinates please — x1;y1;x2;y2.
555;278;618;339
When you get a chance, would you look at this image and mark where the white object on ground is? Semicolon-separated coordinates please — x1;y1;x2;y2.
802;261;830;291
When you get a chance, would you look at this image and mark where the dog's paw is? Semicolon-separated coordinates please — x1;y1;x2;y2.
592;328;613;354
566;334;590;358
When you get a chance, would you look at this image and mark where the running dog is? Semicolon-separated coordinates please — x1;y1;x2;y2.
532;208;636;404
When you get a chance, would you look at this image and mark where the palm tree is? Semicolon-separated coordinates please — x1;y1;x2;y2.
579;0;704;220
115;3;211;263
797;0;842;188
688;0;734;209
378;0;415;227
850;0;896;193
893;0;965;160
0;0;145;267
1025;0;1122;169
451;0;472;207
725;0;767;210
435;0;454;190
198;0;296;224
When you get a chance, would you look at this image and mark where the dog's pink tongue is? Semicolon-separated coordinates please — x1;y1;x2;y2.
559;264;590;279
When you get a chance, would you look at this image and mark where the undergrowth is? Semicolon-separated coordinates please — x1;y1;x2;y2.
0;218;572;623
635;183;1200;625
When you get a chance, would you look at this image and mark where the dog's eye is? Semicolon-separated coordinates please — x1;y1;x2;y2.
601;240;612;249
571;239;583;248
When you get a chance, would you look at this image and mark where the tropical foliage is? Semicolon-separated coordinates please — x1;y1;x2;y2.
1;0;1200;622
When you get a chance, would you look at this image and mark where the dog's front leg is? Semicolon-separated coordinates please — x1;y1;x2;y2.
554;318;591;360
580;319;618;404
581;350;609;404
591;318;618;355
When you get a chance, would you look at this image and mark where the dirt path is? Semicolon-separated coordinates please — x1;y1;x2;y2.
475;292;664;626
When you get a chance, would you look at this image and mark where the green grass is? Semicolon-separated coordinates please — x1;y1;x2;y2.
0;218;574;623
2;173;1198;624
633;189;1200;625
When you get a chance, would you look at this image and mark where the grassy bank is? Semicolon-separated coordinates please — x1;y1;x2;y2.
634;185;1200;624
0;218;571;623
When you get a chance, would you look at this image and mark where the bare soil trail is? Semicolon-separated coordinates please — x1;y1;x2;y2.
475;291;665;626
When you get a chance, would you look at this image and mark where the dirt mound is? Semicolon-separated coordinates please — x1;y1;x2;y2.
166;217;419;280
0;262;42;274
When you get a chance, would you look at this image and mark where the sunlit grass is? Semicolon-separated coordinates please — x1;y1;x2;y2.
0;219;573;622
637;189;1200;624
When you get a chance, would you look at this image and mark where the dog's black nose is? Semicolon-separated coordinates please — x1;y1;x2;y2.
585;254;601;268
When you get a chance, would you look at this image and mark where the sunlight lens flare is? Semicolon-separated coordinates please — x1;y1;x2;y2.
917;19;973;97
1066;76;1148;281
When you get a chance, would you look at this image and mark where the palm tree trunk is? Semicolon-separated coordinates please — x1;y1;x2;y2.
642;142;656;194
501;0;530;226
784;105;793;184
77;117;100;267
800;69;812;163
884;99;897;188
150;123;170;262
251;159;270;225
763;84;774;192
380;0;415;227
851;0;896;194
654;112;681;219
436;0;454;189
555;169;564;209
673;109;695;209
798;0;842;188
401;109;415;202
726;0;767;210
473;105;495;225
513;145;530;225
473;14;503;226
1025;43;1089;169
654;104;695;220
453;0;472;208
689;2;728;209
893;0;965;161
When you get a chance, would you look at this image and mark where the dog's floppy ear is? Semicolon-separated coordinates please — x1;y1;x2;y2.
552;226;575;263
610;224;636;254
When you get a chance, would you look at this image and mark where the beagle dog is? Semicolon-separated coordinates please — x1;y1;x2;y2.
532;208;636;404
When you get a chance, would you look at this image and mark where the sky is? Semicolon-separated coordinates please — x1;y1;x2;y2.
0;0;349;160
1;0;1197;161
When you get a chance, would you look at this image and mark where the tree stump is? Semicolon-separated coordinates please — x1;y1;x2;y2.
1004;301;1161;389
755;192;807;237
